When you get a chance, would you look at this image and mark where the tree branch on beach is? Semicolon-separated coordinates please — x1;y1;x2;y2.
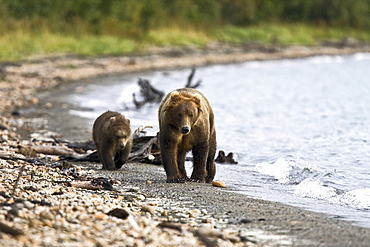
131;68;202;109
185;67;202;88
56;126;161;165
128;136;160;164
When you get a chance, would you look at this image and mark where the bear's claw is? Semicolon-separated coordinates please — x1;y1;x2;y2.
166;177;188;183
187;178;203;183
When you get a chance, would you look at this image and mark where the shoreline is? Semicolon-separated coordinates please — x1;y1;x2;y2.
1;44;370;246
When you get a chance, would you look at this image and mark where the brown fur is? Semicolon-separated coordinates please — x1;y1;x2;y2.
158;88;216;183
92;111;133;170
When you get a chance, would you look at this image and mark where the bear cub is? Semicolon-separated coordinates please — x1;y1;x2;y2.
93;111;133;170
158;88;216;183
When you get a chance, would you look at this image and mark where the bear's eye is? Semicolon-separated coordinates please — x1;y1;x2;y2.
177;113;182;117
189;114;194;118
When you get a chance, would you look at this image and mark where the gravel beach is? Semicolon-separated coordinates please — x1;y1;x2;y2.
1;43;370;246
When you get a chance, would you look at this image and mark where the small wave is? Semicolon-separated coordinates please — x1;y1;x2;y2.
294;177;338;200
118;83;140;106
293;178;370;210
254;157;370;210
254;158;293;183
305;55;345;64
254;157;317;184
339;188;370;210
350;52;370;62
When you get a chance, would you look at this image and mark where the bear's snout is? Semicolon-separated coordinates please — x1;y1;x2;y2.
119;143;125;149
181;126;191;134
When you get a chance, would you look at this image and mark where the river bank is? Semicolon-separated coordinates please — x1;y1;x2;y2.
1;43;370;246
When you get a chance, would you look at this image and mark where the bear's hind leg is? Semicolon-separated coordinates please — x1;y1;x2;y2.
205;133;217;183
205;158;216;183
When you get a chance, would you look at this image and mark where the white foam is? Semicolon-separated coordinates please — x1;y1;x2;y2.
294;179;370;210
294;177;337;200
118;82;140;105
254;158;294;184
350;52;370;62
339;188;370;210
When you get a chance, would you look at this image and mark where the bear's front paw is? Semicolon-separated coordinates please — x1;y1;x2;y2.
189;176;205;183
103;164;117;170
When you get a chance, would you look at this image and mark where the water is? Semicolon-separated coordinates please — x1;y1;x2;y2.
64;53;370;227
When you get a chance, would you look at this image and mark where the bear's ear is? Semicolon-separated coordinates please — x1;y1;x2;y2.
170;91;180;101
192;93;201;106
110;116;116;123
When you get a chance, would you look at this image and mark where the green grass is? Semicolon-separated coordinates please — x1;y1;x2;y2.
1;23;370;62
0;31;138;61
147;27;212;47
215;23;370;46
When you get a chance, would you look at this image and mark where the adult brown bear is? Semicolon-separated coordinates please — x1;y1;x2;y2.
92;111;133;170
158;88;216;183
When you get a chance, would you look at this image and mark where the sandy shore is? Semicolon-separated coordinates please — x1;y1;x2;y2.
1;43;370;246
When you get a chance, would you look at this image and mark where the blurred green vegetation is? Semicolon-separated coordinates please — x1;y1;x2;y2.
0;0;369;61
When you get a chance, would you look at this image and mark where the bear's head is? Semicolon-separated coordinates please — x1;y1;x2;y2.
109;116;131;149
165;91;201;135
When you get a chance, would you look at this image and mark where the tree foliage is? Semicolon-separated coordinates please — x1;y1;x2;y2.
1;0;369;38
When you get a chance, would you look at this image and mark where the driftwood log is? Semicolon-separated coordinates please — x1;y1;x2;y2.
9;125;237;166
0;222;24;236
132;68;202;108
59;134;162;165
133;78;164;108
0;152;29;161
26;145;82;157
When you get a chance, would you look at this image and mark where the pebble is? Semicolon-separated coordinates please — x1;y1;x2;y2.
39;210;54;221
136;194;146;201
95;213;107;220
141;205;156;214
107;208;129;220
23;201;34;209
29;218;43;227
